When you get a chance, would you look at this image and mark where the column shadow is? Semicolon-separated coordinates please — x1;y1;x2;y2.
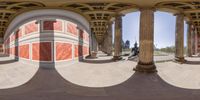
1;69;200;100
81;59;114;64
190;56;200;58
0;54;9;57
185;60;200;65
185;57;200;65
0;59;18;64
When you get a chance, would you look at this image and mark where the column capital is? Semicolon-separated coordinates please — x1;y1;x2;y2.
139;7;156;12
114;14;122;27
186;20;193;25
186;21;193;31
114;13;124;19
193;26;198;32
174;12;185;17
108;21;114;25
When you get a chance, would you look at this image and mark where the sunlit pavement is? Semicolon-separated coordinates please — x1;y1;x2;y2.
0;55;39;89
0;54;200;100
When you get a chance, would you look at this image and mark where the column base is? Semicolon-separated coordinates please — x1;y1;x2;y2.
91;52;98;58
85;52;98;59
112;56;122;61
107;53;112;56
187;54;192;57
133;62;157;73
174;57;186;63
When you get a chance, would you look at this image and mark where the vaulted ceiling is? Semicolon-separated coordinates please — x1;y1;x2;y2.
0;0;199;44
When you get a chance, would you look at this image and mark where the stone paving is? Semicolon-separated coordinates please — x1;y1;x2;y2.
0;54;200;100
0;55;39;89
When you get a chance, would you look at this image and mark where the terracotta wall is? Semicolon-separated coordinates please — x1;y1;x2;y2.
3;19;89;62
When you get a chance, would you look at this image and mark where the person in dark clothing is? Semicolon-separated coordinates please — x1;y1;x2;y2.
128;41;139;58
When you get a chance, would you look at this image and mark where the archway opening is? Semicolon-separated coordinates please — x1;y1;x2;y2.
121;11;140;57
154;11;188;63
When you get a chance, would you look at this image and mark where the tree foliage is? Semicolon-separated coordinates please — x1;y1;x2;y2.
159;46;175;53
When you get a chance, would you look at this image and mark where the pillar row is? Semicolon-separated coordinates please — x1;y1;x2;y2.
90;32;98;58
113;15;122;60
101;21;113;55
195;28;198;54
134;8;156;73
107;21;113;56
192;27;197;55
187;22;192;57
175;13;185;63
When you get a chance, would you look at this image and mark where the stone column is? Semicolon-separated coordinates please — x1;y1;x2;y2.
192;27;197;55
175;13;185;63
91;32;98;58
101;22;112;55
107;21;113;56
102;37;107;53
195;29;198;54
187;22;192;57
113;15;122;60
191;26;196;55
134;8;156;73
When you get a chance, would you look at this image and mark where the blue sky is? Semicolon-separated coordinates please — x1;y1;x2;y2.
121;11;187;48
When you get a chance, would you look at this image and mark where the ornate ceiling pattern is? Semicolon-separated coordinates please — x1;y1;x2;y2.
0;0;199;44
61;3;137;43
0;1;45;37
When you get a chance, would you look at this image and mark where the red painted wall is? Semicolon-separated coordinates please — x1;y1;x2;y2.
56;42;72;61
43;20;63;31
25;21;38;35
67;22;78;36
32;42;52;61
4;19;89;62
19;44;29;59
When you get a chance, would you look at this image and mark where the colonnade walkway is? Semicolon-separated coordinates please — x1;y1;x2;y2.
0;54;200;100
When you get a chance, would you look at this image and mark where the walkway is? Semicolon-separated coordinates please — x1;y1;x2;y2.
0;54;200;100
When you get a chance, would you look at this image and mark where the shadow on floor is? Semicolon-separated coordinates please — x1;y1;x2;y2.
81;58;115;64
190;56;200;58
97;54;110;57
0;59;18;64
0;54;9;57
0;63;200;100
127;56;138;62
185;60;200;65
0;54;18;64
